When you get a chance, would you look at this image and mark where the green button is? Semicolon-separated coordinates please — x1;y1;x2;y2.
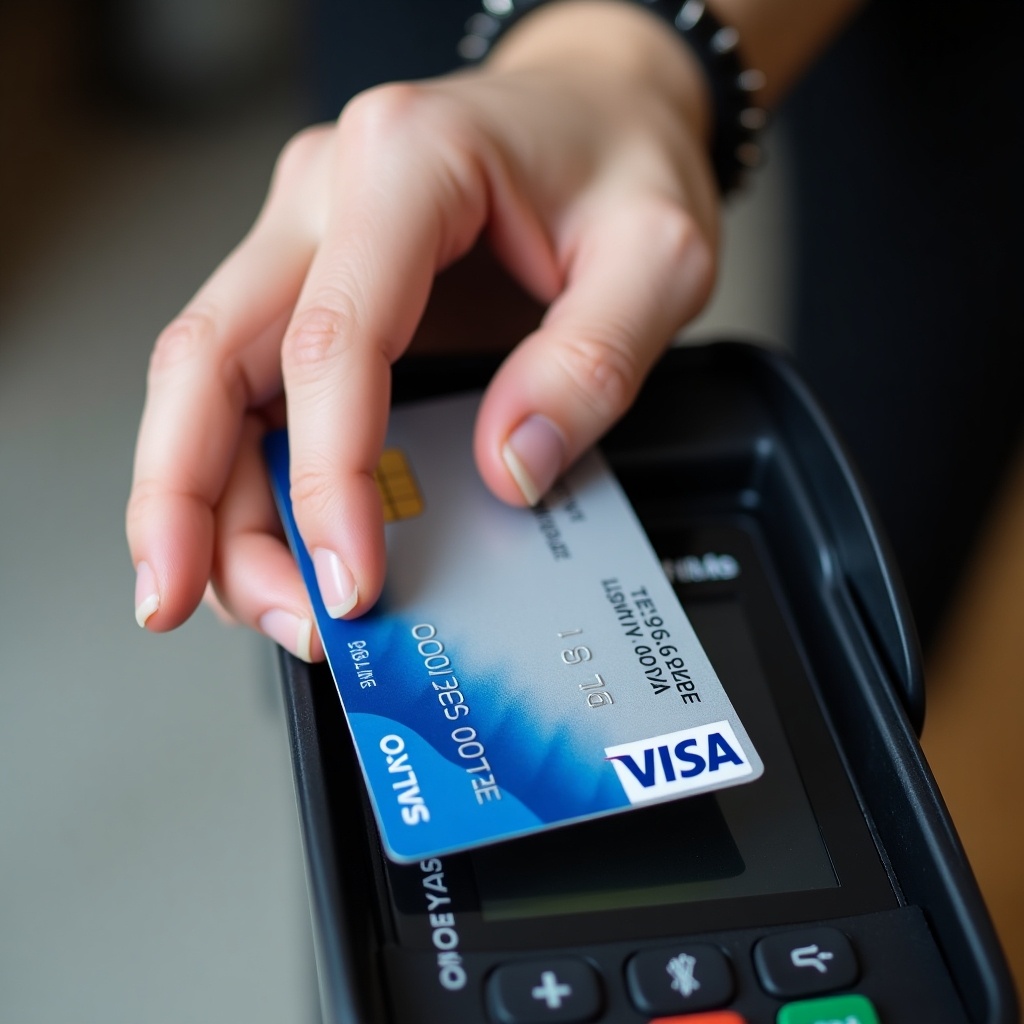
777;993;881;1024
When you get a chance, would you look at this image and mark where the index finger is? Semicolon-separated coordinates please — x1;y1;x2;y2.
281;85;494;618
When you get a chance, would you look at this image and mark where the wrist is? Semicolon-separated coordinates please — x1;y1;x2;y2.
480;1;713;150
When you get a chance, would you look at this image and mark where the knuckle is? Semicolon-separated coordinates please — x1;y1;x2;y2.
642;201;716;306
655;204;700;259
273;124;331;186
556;332;640;424
639;200;702;263
337;83;484;249
281;303;358;376
688;235;716;305
288;462;338;524
127;476;205;525
125;478;160;529
148;311;216;380
338;82;431;144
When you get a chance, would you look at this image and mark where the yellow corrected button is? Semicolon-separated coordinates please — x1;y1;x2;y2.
777;993;880;1024
374;448;424;523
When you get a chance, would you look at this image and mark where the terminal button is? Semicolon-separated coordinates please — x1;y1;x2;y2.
753;928;858;998
777;993;880;1024
627;944;734;1015
648;1011;748;1023
486;957;602;1023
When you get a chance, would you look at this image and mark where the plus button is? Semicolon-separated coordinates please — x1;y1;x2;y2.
531;970;573;1010
486;957;603;1023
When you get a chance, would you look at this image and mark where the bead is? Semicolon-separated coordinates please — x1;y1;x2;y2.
457;34;489;61
711;26;739;54
676;1;705;32
466;13;500;37
736;141;762;168
738;68;767;93
740;107;768;131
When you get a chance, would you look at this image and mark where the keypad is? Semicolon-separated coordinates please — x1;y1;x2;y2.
392;908;965;1024
483;933;870;1023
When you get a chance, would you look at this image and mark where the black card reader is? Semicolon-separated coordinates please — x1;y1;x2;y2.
275;342;1017;1024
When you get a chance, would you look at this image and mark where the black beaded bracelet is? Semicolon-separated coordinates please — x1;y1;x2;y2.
458;0;767;195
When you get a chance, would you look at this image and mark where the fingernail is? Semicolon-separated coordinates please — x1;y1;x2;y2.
312;548;358;618
259;609;314;662
134;561;160;628
502;414;565;506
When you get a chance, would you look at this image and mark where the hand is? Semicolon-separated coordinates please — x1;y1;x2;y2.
126;1;718;662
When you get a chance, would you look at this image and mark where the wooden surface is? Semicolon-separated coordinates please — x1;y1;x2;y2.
922;444;1024;999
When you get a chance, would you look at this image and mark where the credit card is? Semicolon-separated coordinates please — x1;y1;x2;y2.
264;392;762;863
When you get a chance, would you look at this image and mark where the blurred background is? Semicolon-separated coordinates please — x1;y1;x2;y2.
1;2;1020;1021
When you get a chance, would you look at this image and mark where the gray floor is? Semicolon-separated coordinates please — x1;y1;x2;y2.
0;85;790;1022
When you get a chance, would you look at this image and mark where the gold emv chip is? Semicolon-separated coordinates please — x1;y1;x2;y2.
374;448;424;523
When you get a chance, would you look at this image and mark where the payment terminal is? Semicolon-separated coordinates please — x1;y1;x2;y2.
273;342;1017;1024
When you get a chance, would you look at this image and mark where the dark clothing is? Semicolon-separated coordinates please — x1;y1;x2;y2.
784;0;1024;646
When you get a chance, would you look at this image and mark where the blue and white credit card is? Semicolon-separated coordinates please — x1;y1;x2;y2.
264;392;763;863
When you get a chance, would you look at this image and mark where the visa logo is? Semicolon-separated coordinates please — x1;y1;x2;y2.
604;721;753;804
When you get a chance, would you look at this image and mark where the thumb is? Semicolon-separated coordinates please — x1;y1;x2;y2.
474;197;714;505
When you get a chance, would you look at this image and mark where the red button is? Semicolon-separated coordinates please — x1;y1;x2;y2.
649;1013;748;1023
